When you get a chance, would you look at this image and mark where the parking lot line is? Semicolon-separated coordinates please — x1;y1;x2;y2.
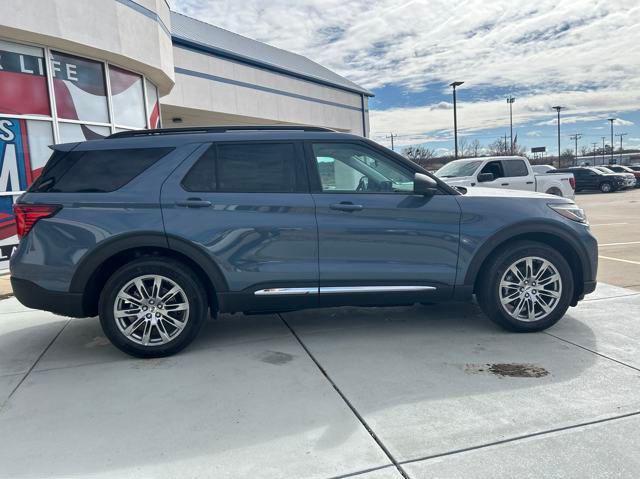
600;241;640;247
599;255;640;266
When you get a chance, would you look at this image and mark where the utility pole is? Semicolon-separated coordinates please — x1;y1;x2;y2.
607;118;615;164
591;142;598;166
616;132;627;162
386;133;396;151
507;96;515;154
450;81;464;159
552;106;564;167
602;136;606;165
569;133;582;166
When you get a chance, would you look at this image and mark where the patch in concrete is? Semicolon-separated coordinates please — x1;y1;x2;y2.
465;363;549;378
258;350;294;365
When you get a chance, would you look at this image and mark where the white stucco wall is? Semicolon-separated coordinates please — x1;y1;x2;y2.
163;45;368;135
0;0;174;93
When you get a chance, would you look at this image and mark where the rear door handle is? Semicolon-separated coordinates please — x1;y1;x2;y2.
330;202;363;212
176;198;212;208
501;183;510;186
526;181;534;185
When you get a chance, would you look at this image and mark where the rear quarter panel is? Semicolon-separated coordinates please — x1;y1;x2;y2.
10;143;199;292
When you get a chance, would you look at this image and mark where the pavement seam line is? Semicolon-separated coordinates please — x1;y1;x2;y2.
0;319;71;412
324;464;398;479
543;331;640;372
398;410;640;468
583;292;640;302
278;313;411;479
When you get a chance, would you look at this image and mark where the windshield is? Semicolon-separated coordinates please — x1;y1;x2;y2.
436;160;482;178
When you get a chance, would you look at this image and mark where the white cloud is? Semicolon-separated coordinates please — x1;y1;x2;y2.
170;0;640;142
526;130;542;137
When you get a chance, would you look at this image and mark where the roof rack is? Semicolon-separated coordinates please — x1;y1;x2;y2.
107;125;335;139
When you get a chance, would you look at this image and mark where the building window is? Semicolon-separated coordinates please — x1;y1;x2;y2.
109;66;146;128
0;40;50;117
51;51;110;124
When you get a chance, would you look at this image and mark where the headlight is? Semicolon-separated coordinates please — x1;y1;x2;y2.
548;203;588;224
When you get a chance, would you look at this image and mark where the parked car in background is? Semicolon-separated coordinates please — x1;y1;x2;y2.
592;166;636;189
531;164;556;174
606;165;640;187
435;156;575;198
555;167;626;193
10;126;597;357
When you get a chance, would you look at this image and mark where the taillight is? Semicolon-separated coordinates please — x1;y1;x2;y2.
13;204;61;239
569;177;576;190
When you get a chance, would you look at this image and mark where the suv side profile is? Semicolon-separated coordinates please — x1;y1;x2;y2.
10;126;598;357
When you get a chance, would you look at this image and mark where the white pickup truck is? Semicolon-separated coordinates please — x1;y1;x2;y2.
435;156;575;198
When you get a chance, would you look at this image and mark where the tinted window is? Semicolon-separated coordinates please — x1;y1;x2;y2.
480;161;504;180
29;148;172;193
503;159;528;177
182;143;298;193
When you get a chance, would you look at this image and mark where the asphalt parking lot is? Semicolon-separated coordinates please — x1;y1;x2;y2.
575;188;640;292
1;189;639;479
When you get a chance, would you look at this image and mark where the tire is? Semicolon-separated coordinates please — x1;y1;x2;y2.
476;241;574;332
545;187;563;197
600;182;612;193
99;257;208;358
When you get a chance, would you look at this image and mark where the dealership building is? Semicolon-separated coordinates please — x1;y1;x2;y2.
0;0;372;267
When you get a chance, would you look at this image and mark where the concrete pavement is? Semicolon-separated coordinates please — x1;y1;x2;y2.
0;283;639;478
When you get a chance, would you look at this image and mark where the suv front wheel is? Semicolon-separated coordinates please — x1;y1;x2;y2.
477;241;574;332
99;257;208;357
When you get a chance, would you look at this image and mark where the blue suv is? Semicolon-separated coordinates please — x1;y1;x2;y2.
10;126;598;357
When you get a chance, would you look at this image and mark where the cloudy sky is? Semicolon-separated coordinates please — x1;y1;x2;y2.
170;0;640;156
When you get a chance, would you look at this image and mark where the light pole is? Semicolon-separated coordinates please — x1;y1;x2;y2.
592;142;598;166
507;96;515;154
607;118;615;164
450;81;464;159
552;106;564;167
602;136;606;165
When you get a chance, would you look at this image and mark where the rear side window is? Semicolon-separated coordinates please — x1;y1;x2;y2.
29;148;172;193
503;160;528;177
182;143;297;193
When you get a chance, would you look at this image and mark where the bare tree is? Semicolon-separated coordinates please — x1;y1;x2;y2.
469;139;482;157
488;137;509;156
458;137;469;158
402;145;436;168
580;145;590;157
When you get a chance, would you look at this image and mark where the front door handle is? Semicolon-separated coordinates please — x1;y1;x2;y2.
330;202;363;212
526;181;534;185
501;183;510;186
176;198;212;208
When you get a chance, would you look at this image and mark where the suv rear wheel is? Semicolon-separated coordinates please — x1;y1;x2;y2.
476;241;573;332
99;257;207;357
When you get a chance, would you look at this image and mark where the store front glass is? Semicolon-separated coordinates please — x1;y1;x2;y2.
0;38;160;266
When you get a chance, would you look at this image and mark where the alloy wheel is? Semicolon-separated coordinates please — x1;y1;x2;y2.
113;275;190;346
499;256;562;322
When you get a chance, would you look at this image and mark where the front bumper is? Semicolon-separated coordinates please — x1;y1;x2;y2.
11;277;86;317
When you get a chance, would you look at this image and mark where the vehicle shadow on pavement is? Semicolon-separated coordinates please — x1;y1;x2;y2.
0;301;613;478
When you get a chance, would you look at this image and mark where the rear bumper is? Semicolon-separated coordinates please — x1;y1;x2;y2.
11;277;86;317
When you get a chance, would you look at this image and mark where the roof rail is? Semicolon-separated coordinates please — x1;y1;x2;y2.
107;125;335;139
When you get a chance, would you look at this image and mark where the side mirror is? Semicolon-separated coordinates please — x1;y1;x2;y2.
477;172;494;183
414;173;438;196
